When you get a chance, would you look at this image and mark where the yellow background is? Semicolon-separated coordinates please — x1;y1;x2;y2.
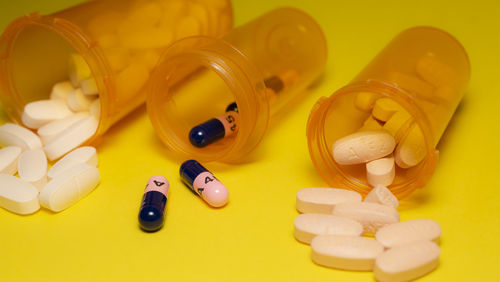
1;0;500;281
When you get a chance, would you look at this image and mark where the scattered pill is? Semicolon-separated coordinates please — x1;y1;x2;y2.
179;160;228;207
0;123;42;150
332;202;400;234
67;88;95;112
416;53;458;87
0;173;40;215
43;116;98;161
294;213;363;244
138;175;169;232
311;235;384;271
68;53;92;87
376;219;441;248
395;124;426;168
364;185;399;209
366;156;395;187
47;146;98;179
0;146;22;175
39;163;100;212
374;241;440;282
50;81;75;100
296;187;362;214
80;78;99;96
359;115;383;131
17;148;47;191
372;98;404;122
21;100;73;129
37;112;90;145
189;102;239;147
354;92;377;112
332;131;396;165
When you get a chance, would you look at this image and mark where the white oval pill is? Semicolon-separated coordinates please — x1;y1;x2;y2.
40;163;100;212
332;131;396;165
37;112;90;145
374;241;440;282
294;214;363;244
67;88;95;112
22;99;73;129
50;81;75;100
311;235;384;271
18;148;47;191
48;146;98;179
332;202;399;235
0;173;40;214
0;123;42;150
376;219;441;248
366;156;395;187
364;185;399;208
89;98;101;119
43;116;98;161
80;78;98;96
296;188;362;214
0;146;22;175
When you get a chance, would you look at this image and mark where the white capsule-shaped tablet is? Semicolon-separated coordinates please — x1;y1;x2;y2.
18;148;47;191
294;214;363;244
366;156;395;187
0;123;42;150
89;98;101;119
37;112;90;145
332;131;396;165
296;188;362;214
364;185;399;209
374;241;440;282
311;235;384;271
0;173;40;214
0;146;22;175
39;163;100;212
48;146;98;179
67;88;95;112
376;219;441;248
395;124;426;168
332;202;399;235
50;81;75;100
80;78;98;95
22;99;73;129
43;116;98;161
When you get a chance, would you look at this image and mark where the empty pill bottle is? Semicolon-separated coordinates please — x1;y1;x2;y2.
0;0;233;141
147;7;327;162
307;27;470;199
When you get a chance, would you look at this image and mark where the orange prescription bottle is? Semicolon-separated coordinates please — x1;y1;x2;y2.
307;27;470;199
0;0;233;142
147;7;327;163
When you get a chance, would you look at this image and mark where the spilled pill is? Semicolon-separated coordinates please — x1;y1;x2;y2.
37;112;89;145
67;88;95;112
47;146;98;179
374;241;440;282
311;235;384;271
50;81;75;100
332;131;396;165
138;175;169;232
0;123;42;150
0;146;22;175
180;160;228;207
366;156;395;187
375;219;441;248
17;148;48;191
22;100;73;129
40;163;100;212
0;174;40;215
294;213;363;244
332;202;400;234
296;187;362;214
364;185;399;209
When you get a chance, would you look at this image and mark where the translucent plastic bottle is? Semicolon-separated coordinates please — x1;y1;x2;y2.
147;7;327;163
0;0;233;142
307;27;470;199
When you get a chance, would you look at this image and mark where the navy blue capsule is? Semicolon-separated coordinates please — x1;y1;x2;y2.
138;176;169;232
189;103;239;148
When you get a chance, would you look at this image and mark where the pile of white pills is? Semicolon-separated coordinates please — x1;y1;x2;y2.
0;54;100;215
294;187;441;282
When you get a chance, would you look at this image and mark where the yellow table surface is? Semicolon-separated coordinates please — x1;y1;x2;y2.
1;0;499;281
